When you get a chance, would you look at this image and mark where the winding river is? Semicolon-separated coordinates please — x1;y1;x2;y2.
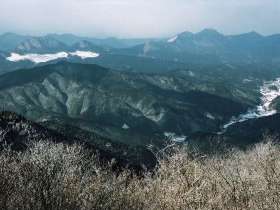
165;77;280;141
222;78;280;131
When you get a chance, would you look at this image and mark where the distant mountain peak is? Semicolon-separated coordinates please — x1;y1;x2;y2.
168;29;224;43
244;31;263;38
167;31;193;43
1;32;20;37
178;31;194;37
73;40;93;48
71;40;103;52
197;28;222;35
229;31;263;41
15;37;68;53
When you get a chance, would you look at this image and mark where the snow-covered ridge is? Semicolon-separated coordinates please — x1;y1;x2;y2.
6;51;100;63
222;78;280;130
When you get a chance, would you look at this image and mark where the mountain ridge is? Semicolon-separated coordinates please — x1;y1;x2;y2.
0;62;253;146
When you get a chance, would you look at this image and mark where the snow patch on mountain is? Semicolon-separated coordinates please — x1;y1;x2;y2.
206;113;215;120
6;51;100;63
7;52;68;63
70;51;100;59
122;123;130;129
222;78;280;130
167;36;178;43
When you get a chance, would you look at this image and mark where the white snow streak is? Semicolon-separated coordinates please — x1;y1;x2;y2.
7;52;68;63
222;78;280;130
167;36;178;43
6;51;100;63
69;51;100;59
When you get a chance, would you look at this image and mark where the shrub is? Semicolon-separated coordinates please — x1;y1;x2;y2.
0;139;280;209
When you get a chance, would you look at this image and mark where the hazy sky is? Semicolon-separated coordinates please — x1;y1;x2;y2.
0;0;279;38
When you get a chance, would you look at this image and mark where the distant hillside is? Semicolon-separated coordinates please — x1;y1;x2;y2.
0;111;157;170
0;32;155;52
116;29;280;65
0;62;255;147
2;29;280;76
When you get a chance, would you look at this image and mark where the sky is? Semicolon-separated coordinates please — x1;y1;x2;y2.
0;0;279;38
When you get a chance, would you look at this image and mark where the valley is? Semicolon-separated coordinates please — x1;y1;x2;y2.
0;29;280;161
1;0;280;208
222;77;280;130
